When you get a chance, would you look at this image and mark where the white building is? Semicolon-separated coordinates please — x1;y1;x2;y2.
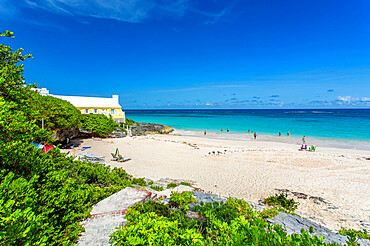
35;88;126;123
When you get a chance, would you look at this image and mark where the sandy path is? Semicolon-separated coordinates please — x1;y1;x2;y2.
66;134;370;232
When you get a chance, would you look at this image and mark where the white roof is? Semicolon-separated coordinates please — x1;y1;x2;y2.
52;94;121;108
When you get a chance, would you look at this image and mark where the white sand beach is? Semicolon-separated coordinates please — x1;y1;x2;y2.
66;133;370;232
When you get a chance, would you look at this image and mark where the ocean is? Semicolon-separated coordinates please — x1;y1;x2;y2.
125;109;370;149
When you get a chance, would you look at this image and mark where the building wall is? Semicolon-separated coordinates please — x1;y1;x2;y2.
78;107;125;123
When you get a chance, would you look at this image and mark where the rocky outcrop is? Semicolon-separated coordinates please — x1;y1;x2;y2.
267;213;370;245
52;128;79;143
107;128;126;138
130;123;174;136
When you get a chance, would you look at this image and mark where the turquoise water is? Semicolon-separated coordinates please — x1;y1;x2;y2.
126;109;370;142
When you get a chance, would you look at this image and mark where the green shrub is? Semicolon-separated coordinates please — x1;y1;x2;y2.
264;193;299;212
132;177;147;186
0;31;134;245
180;181;192;186
169;191;196;211
110;193;341;246
150;185;164;191
339;227;370;239
80;114;117;137
32;95;82;130
167;182;178;189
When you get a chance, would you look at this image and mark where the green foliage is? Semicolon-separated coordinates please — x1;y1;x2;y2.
150;185;164;191
0;31;134;245
32;95;81;130
110;212;204;246
339;227;370;243
81;114;117;137
167;182;178;189
132;177;147;186
169;191;196;211
110;193;341;246
258;207;279;219
264;193;299;212
180;181;192;186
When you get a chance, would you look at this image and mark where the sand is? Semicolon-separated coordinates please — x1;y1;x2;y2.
65;132;370;232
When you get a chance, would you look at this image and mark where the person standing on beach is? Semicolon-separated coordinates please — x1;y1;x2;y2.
204;130;207;135
254;132;257;140
302;136;306;144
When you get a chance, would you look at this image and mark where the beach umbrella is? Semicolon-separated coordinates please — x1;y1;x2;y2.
115;148;120;157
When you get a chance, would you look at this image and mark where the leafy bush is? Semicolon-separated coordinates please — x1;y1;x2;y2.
81;114;117;137
132;177;147;186
32;94;82;130
169;191;196;211
167;182;178;189
264;193;299;212
339;227;370;242
180;181;192;186
110;192;341;245
0;31;134;245
150;185;164;191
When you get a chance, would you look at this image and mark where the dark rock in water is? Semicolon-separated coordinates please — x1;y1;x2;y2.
267;213;370;245
130;123;174;136
52;128;79;143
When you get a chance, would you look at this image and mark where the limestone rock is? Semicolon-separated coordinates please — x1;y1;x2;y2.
130;123;174;136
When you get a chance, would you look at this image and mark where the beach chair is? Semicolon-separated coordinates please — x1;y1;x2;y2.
111;153;119;161
117;154;131;162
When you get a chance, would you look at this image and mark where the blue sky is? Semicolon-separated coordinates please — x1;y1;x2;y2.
1;0;369;108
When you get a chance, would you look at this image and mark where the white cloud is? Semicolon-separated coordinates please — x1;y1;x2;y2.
14;0;233;23
333;96;370;106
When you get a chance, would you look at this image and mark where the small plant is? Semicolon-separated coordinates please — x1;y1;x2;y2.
264;193;299;212
167;182;178;189
132;177;147;186
309;226;315;233
169;191;196;211
180;181;192;186
339;227;370;239
258;207;279;219
150;185;164;191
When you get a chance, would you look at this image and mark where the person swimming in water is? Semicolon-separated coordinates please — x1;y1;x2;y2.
254;132;257;140
221;128;223;132
227;128;229;132
287;131;290;136
279;132;281;136
204;130;207;135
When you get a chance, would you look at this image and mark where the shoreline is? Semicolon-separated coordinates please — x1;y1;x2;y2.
172;129;370;151
67;134;370;233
